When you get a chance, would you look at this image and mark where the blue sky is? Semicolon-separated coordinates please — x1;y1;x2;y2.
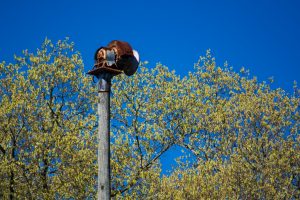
1;0;299;173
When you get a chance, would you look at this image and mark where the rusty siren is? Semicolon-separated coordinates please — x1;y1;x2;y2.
88;40;139;77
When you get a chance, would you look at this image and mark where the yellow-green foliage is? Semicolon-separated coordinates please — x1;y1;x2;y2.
137;51;300;200
0;38;97;199
0;39;299;200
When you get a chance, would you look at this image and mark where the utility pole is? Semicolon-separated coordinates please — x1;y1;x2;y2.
97;75;112;200
88;40;139;200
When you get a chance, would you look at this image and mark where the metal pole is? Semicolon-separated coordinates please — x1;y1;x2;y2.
97;74;112;200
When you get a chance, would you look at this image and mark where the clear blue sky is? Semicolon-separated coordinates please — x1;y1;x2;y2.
1;0;299;173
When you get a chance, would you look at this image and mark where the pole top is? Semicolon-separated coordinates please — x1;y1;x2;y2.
97;73;113;92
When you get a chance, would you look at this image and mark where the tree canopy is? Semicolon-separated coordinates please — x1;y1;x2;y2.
0;39;299;199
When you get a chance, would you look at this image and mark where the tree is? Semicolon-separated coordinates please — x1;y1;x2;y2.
0;38;180;199
0;38;97;199
0;39;299;199
134;51;300;199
